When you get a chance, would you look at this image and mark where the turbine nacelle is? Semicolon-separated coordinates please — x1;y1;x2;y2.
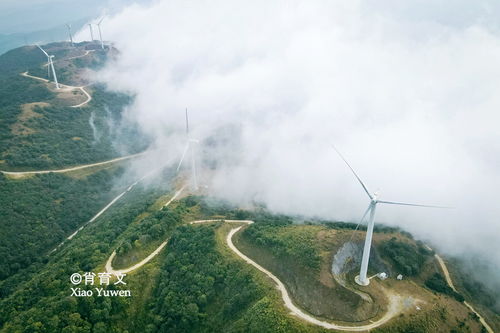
371;190;381;203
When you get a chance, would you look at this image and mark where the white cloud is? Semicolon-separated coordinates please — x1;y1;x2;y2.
79;0;500;291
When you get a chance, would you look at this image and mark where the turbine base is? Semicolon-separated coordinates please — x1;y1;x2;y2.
355;275;370;286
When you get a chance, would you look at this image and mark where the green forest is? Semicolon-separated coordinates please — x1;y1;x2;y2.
0;43;148;170
0;189;325;333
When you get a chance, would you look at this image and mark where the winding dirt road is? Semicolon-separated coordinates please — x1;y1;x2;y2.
1;152;145;176
224;221;403;331
70;86;92;108
105;241;168;275
110;217;404;331
105;186;186;275
20;71;92;107
104;209;495;332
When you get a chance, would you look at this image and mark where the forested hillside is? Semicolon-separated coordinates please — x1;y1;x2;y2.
0;43;148;170
0;169;124;283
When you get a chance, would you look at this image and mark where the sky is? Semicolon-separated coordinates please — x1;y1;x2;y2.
0;0;154;34
73;0;500;293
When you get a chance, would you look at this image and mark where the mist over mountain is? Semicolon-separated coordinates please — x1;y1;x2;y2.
76;0;500;293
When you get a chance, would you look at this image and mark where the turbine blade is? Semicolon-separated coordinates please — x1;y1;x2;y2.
36;44;49;57
176;143;190;172
347;204;373;247
332;145;372;199
378;200;452;209
185;108;189;135
359;204;372;224
98;17;104;25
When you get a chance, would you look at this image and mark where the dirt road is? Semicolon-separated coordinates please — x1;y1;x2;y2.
50;170;156;254
104;186;186;274
434;253;494;333
70;86;92;108
20;71;92;107
1;152;145;176
223;222;404;331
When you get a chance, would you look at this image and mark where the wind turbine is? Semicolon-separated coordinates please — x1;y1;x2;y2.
66;24;74;46
177;108;199;191
96;17;105;49
333;146;449;286
36;45;60;89
88;24;94;41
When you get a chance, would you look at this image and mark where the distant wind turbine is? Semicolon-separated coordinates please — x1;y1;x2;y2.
96;17;105;49
177;108;199;191
36;45;60;89
88;24;94;41
333;146;449;286
66;24;74;46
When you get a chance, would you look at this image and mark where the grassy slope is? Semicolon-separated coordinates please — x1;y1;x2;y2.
236;224;380;322
237;222;485;332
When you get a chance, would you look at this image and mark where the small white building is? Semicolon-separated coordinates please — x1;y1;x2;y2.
378;272;388;280
397;274;403;280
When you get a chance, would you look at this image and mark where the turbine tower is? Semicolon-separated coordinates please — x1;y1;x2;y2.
333;146;448;286
36;45;60;89
177;108;199;190
88;24;94;41
66;24;74;46
97;17;105;49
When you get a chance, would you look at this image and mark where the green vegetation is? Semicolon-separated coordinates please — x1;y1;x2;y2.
0;184;166;332
148;224;320;333
238;222;375;322
243;223;321;271
379;237;432;276
425;273;465;302
0;194;324;333
0;45;46;78
0;43;148;170
0;169;123;283
324;221;414;238
112;201;184;269
0;190;491;332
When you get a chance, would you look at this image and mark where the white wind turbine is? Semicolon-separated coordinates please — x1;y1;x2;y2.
36;45;60;89
333;146;449;286
66;24;74;46
88;24;94;41
177;108;199;190
96;17;105;49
